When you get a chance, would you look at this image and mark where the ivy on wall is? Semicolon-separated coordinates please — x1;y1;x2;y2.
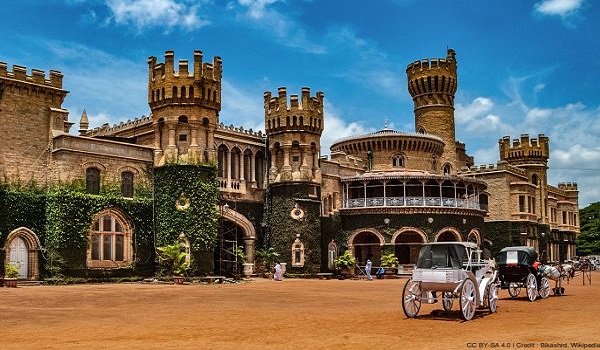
0;180;154;279
266;184;322;275
153;164;219;274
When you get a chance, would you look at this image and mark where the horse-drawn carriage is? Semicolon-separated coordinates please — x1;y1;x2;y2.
497;246;553;301
402;242;499;321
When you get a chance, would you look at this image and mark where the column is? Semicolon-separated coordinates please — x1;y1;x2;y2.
226;148;232;189
250;152;257;188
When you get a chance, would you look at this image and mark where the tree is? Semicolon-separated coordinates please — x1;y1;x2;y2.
577;202;600;256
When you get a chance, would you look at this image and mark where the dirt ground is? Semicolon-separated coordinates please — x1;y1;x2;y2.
1;273;599;350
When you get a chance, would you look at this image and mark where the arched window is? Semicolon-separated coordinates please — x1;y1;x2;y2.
443;163;451;175
327;241;337;271
121;171;134;198
532;174;538;186
291;236;305;267
431;157;437;172
86;168;100;194
172;86;178;98
87;210;132;268
392;154;404;167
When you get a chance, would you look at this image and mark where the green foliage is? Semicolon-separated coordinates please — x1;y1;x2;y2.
154;165;219;254
380;253;399;268
234;246;247;264
255;247;280;269
157;242;190;276
334;250;356;269
5;263;20;278
577;202;600;256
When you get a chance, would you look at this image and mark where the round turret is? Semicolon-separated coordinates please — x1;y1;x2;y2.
406;49;459;174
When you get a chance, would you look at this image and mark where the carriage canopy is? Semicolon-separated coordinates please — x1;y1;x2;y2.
416;242;477;269
498;246;539;266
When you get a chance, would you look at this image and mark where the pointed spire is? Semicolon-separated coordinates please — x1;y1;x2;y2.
79;109;89;135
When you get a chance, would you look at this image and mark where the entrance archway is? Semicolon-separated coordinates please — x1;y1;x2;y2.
435;228;462;242
217;205;256;276
392;229;427;265
348;229;384;266
4;227;42;280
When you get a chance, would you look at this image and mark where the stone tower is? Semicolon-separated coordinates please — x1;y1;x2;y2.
264;87;324;183
264;87;325;274
148;50;222;165
0;62;70;184
406;49;460;174
499;134;550;221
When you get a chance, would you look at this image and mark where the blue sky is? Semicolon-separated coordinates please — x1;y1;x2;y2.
1;0;599;208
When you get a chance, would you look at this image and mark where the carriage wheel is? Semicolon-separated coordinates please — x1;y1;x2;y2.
526;273;537;302
460;279;476;321
442;291;453;311
508;282;521;298
538;276;551;299
486;282;499;313
402;278;422;318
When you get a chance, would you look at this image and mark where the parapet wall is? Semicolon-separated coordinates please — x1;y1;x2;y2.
0;62;64;89
499;134;549;164
264;87;324;135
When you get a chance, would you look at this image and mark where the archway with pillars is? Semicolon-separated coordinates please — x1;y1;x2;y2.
217;205;256;276
392;228;428;265
347;229;385;266
435;227;462;242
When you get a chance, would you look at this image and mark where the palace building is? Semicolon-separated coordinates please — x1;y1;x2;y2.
0;49;579;280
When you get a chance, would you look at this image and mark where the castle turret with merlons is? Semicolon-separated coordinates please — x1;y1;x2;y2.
264;87;324;183
148;50;222;165
406;49;472;174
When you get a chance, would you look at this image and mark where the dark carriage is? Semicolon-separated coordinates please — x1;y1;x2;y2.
497;246;551;301
402;242;499;321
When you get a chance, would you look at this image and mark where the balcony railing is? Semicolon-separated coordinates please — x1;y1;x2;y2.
346;196;485;210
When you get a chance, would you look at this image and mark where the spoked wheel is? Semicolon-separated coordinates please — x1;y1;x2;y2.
526;273;537;302
508;282;521;298
539;276;551;299
460;279;476;321
402;278;422;318
486;282;499;313
442;291;453;311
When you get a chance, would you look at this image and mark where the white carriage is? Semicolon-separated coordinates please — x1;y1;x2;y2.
402;242;499;321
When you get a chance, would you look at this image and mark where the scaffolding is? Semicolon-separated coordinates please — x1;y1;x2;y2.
218;219;239;277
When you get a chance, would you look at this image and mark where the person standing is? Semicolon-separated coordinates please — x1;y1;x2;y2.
366;258;373;281
274;261;283;281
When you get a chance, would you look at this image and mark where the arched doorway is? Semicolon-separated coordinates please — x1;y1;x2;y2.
9;237;28;278
217;205;256;276
4;227;42;280
349;230;384;266
393;230;426;265
436;229;462;242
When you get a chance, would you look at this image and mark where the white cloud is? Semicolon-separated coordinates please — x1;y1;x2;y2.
455;97;494;124
220;79;265;133
321;102;376;154
45;41;149;129
105;0;210;32
534;0;583;17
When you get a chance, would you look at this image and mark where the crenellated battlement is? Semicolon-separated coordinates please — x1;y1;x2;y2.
87;115;152;136
0;62;64;89
406;49;457;75
460;161;528;177
498;134;549;165
148;50;222;83
264;87;324;135
218;122;264;138
147;50;222;110
406;49;457;106
558;182;578;191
